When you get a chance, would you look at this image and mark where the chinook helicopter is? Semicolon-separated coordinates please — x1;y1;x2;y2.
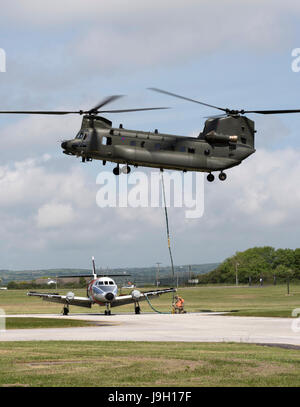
2;89;300;182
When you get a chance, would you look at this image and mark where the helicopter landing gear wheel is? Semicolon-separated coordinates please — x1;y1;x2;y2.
113;165;120;176
121;165;131;174
219;172;227;181
207;173;215;182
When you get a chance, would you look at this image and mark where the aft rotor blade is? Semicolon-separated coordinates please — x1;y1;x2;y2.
148;87;227;112
243;109;300;115
204;114;228;119
98;107;170;113
89;95;125;113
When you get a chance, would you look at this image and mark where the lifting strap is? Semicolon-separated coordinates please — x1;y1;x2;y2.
161;171;176;302
145;171;176;314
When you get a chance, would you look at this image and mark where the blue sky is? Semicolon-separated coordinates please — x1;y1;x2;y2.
1;0;300;270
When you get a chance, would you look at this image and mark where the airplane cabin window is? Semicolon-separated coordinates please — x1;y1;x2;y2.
109;281;114;285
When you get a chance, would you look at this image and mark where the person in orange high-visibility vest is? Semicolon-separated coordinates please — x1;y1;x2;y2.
174;295;185;314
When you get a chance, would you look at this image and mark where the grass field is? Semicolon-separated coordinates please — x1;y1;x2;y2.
0;284;300;317
1;285;300;387
0;341;300;387
4;317;102;330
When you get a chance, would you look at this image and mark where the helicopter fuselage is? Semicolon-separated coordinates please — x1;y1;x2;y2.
61;114;256;177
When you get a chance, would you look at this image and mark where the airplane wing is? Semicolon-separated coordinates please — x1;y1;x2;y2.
111;287;176;307
27;291;92;308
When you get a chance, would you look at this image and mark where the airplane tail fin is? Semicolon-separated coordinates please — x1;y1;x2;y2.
92;256;96;278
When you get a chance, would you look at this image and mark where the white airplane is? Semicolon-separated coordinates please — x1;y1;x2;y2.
27;257;176;315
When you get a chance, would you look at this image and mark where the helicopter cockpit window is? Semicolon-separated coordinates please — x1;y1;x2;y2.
76;131;84;139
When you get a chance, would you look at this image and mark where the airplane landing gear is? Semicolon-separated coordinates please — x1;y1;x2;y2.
134;303;141;314
62;305;69;316
207;173;215;182
105;304;111;315
219;172;227;181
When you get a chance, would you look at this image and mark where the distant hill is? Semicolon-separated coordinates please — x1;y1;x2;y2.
0;263;219;286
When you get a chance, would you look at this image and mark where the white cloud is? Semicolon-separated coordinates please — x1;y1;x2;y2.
204;148;300;228
0;145;299;268
36;203;75;229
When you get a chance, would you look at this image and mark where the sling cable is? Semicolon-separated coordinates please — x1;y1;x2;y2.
145;170;176;314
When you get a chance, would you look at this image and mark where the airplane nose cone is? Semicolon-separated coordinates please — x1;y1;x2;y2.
61;141;68;149
105;293;115;301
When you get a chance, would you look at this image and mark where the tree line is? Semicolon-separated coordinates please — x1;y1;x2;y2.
197;247;300;284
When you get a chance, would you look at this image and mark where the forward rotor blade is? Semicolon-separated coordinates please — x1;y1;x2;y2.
89;95;125;113
0;111;81;115
148;87;227;112
98;107;170;113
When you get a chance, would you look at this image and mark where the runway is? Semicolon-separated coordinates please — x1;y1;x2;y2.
1;312;300;345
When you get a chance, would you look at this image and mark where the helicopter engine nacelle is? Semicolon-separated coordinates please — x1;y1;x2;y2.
205;131;238;144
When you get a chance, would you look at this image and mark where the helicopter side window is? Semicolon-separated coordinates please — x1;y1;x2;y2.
109;281;114;285
141;141;145;148
179;146;186;152
154;143;160;150
105;281;109;285
241;137;247;144
102;136;112;145
130;140;136;146
188;148;195;154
